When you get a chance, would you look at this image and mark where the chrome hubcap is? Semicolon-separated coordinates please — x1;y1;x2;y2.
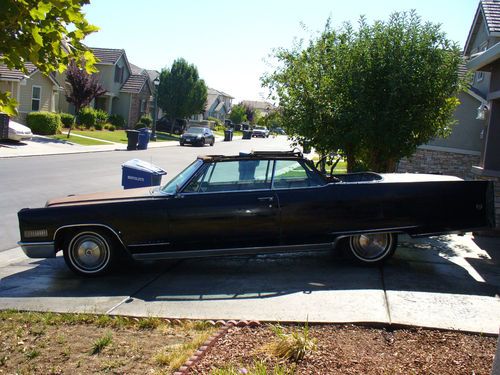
350;233;392;261
70;234;109;272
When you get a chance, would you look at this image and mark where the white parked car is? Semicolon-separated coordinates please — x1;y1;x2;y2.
6;120;33;141
252;125;270;138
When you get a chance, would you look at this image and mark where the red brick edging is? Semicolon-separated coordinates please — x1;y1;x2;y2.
173;320;261;375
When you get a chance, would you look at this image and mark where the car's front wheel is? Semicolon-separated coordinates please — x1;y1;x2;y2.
344;233;397;264
64;230;116;276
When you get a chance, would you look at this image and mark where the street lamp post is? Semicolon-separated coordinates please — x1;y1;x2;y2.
151;77;160;141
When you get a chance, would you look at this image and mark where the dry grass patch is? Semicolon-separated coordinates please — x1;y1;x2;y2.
0;310;215;374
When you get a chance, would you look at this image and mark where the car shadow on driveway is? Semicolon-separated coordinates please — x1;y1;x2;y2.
0;235;498;304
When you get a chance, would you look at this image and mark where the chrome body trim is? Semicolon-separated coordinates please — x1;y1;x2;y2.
128;242;171;247
329;226;417;236
18;241;55;258
131;242;334;261
53;224;128;252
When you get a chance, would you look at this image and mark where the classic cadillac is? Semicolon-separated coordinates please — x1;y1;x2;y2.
18;151;495;276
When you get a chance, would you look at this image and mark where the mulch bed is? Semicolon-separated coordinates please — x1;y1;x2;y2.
190;324;497;374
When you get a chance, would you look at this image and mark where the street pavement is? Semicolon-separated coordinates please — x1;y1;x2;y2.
1;134;499;334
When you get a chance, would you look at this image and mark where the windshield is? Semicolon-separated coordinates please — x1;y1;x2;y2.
161;159;203;194
186;127;204;134
254;126;265;130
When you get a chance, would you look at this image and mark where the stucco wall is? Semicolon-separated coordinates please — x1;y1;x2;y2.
428;92;484;152
114;93;131;125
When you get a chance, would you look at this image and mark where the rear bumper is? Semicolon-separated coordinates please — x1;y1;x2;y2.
18;241;55;258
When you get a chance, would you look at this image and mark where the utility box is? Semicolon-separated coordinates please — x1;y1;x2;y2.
0;114;9;140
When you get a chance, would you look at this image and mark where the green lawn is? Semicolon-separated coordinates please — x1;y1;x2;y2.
51;134;109;146
72;130;179;144
73;130;128;143
155;131;180;141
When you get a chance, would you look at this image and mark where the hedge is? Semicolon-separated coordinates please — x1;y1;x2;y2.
76;107;97;128
108;114;125;128
59;113;75;128
26;112;61;135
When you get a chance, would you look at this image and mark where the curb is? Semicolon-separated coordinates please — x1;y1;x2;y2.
173;319;262;375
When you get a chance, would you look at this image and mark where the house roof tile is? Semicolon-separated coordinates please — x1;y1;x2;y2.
120;74;148;94
482;1;500;33
0;62;37;80
90;47;125;65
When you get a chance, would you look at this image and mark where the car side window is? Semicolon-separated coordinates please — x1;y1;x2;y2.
183;160;272;193
273;160;325;189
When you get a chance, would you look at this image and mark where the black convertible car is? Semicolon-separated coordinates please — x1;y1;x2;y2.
18;151;494;276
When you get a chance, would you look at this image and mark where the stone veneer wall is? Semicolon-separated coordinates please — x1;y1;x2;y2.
473;173;500;231
397;147;481;180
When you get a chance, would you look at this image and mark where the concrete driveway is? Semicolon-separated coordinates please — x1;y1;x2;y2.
1;234;498;334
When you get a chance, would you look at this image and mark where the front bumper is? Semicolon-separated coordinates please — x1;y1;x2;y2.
9;133;33;141
18;241;55;258
181;137;202;144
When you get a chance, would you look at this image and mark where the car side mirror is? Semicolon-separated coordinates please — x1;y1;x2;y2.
174;184;184;198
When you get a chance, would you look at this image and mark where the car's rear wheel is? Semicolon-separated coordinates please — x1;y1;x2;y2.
345;233;397;264
64;230;116;276
210;139;214;146
179;141;184;146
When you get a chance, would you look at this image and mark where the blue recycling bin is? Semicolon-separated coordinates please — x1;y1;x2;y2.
137;128;151;150
121;159;166;189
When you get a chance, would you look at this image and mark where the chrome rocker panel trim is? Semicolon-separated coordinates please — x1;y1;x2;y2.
132;242;334;261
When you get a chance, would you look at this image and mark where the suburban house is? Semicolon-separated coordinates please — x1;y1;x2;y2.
239;100;276;117
0;62;62;124
192;87;233;122
398;0;500;229
397;61;486;180
57;47;153;128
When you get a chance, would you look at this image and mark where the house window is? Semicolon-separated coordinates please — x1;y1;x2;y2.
477;71;484;82
31;86;41;111
140;99;147;113
114;65;124;83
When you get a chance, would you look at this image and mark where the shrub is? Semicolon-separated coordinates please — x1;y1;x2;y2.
26;112;61;135
107;114;125;128
95;109;108;125
108;125;116;131
76;107;97;128
59;113;75;128
94;123;103;130
138;115;152;127
208;116;222;127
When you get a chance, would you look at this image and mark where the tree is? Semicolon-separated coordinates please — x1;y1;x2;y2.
157;58;207;133
229;104;247;124
0;0;99;115
64;60;106;137
241;103;256;123
263;12;463;172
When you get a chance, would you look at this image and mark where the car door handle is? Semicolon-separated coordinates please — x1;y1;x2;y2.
258;196;274;202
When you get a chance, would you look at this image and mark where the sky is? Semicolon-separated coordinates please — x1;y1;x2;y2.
82;0;479;103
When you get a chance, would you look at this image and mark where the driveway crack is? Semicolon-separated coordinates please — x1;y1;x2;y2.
105;260;182;315
379;266;392;325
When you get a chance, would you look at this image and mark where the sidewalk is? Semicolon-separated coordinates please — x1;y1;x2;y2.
0;133;210;158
